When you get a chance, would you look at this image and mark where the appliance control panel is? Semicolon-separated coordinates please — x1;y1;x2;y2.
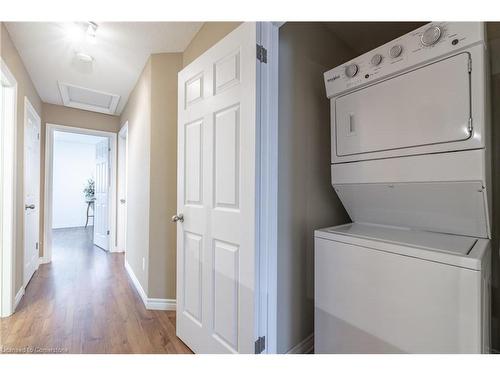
324;22;485;98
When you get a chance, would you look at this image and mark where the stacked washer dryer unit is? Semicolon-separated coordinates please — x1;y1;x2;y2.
316;22;492;354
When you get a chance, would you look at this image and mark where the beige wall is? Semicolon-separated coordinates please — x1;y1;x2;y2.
120;59;152;291
182;22;241;67
277;22;354;353
119;53;182;299
1;22;43;294
148;53;182;299
43;103;119;133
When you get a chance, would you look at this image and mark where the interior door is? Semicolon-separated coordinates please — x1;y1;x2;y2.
176;22;258;353
23;99;40;286
94;138;109;251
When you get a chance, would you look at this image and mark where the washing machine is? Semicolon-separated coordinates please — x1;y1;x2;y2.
316;22;492;353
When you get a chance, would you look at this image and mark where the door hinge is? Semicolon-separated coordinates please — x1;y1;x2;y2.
107;230;110;235
36;242;39;250
256;44;267;64
255;336;265;354
468;58;472;72
37;133;40;140
468;117;473;133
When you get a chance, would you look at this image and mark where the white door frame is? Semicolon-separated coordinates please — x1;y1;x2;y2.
23;96;41;287
44;123;118;262
116;122;128;253
256;21;281;354
0;58;18;317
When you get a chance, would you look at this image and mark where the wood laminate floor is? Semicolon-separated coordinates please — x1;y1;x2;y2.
0;227;192;354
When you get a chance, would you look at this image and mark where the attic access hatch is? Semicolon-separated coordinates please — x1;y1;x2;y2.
58;82;120;115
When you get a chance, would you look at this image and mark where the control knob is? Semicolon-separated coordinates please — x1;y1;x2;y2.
371;53;383;66
345;63;359;78
421;25;442;46
389;44;403;58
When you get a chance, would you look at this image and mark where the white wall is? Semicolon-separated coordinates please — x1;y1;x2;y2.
52;138;97;229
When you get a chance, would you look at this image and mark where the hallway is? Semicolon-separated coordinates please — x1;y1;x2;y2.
0;228;192;354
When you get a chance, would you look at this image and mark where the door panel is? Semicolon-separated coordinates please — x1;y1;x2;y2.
176;22;257;353
185;74;204;107
214;105;239;208
334;53;471;157
184;120;203;205
213;239;239;351
24;99;40;286
94;138;109;250
183;231;203;324
214;50;241;94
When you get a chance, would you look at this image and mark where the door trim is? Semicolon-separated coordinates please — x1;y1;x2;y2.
258;21;283;354
43;123;117;263
0;58;18;317
256;21;281;354
23;96;41;287
115;122;128;253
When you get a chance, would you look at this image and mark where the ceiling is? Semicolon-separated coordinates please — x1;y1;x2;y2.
5;22;203;115
54;130;106;144
324;22;427;56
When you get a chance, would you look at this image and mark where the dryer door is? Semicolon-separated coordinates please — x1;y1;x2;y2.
333;52;472;162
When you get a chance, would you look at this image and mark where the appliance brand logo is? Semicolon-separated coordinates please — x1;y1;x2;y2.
327;74;340;82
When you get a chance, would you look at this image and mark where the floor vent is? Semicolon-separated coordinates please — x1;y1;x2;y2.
58;82;120;115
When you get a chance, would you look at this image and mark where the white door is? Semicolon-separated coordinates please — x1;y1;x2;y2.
94;138;109;251
176;22;258;353
117;126;127;252
23;98;40;286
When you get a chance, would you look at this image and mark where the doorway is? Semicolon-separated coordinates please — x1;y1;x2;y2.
116;122;128;253
0;59;17;317
44;124;117;263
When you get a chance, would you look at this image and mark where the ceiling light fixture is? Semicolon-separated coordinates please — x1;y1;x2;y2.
86;22;98;43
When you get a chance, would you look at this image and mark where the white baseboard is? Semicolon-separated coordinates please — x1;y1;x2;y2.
124;259;148;305
147;297;176;310
14;286;25;311
286;334;314;354
124;259;176;311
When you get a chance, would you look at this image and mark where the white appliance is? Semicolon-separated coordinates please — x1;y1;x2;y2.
316;22;492;353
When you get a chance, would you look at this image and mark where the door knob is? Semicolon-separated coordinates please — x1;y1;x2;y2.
25;204;35;210
171;213;184;223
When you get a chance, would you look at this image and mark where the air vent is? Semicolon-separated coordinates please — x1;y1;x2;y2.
58;82;120;115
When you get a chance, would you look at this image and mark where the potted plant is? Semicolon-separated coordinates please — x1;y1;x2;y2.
83;178;95;202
